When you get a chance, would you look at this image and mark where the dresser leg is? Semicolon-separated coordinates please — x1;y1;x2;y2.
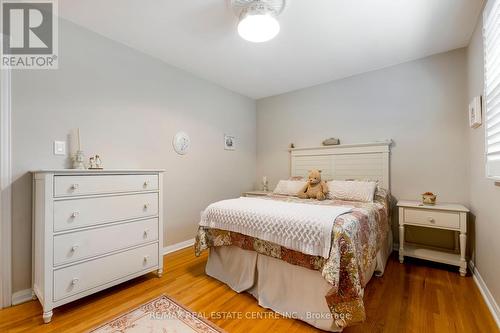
459;232;467;276
399;225;405;263
43;310;53;323
157;268;163;278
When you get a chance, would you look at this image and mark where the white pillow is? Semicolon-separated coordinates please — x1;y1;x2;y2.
273;180;307;196
327;180;378;202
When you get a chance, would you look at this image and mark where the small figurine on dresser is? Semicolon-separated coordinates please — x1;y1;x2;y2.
88;154;103;169
89;156;96;169
95;155;102;168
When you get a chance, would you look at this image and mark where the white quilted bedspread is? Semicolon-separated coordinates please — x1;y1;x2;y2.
199;197;352;258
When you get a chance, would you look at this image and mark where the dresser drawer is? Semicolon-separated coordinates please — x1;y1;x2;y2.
53;243;158;301
403;208;460;229
54;193;158;232
54;174;158;197
53;218;158;266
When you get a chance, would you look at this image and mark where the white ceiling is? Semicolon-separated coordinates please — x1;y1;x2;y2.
59;0;484;99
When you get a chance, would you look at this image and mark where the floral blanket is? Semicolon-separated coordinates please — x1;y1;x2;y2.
194;189;390;328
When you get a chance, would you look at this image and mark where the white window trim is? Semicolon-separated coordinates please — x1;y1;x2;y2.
483;0;500;181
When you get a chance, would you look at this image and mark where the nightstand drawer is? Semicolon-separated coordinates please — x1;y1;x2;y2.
403;208;460;229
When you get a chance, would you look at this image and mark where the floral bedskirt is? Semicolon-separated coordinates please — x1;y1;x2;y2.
195;190;390;328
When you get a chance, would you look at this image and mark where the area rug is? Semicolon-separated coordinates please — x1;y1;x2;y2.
90;295;225;333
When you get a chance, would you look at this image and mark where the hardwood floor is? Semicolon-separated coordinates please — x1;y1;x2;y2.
0;248;498;333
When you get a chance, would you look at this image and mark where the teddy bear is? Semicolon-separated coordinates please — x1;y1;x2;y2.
297;169;329;200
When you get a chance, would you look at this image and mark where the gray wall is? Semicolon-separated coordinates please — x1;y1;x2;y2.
11;20;256;293
466;14;500;307
256;49;469;247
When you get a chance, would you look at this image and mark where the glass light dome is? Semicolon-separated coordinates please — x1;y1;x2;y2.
237;7;280;43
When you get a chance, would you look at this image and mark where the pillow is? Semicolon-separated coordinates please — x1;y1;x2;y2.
327;180;378;202
273;180;307;196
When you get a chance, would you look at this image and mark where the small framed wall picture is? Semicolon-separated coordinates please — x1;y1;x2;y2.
224;134;235;150
469;96;482;128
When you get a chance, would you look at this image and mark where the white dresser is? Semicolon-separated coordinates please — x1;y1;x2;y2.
31;169;164;323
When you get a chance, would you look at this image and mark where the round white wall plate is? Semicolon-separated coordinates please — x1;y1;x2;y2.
172;131;191;155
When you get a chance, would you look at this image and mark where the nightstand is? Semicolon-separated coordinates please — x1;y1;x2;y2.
397;200;469;276
242;190;271;197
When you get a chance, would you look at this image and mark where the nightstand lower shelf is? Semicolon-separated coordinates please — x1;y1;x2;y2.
400;244;461;267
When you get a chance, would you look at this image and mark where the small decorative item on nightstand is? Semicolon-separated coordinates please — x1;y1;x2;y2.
262;176;269;191
397;200;469;276
422;192;437;205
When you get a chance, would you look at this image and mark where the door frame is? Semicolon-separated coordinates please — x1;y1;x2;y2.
0;65;13;308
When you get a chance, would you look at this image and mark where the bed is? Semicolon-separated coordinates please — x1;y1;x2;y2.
195;141;393;331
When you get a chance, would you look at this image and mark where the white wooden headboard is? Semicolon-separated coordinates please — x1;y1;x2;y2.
289;140;392;190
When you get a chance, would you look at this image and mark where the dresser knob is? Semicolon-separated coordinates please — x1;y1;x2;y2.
70;184;79;190
428;217;436;223
143;180;150;187
71;245;79;252
143;229;149;238
143;203;149;210
71;212;79;218
143;255;150;263
71;278;79;285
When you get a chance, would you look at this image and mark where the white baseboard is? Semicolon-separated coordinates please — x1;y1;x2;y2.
11;289;32;306
162;238;195;255
469;261;500;329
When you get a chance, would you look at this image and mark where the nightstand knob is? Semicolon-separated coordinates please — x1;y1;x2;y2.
71;278;79;285
428;217;436;223
71;212;79;218
71;245;79;252
143;180;150;187
143;255;150;263
70;184;79;190
143;203;149;210
143;229;149;238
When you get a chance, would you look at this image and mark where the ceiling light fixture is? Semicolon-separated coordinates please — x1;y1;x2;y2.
232;0;286;43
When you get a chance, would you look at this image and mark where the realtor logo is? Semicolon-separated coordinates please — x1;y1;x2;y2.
1;0;58;69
